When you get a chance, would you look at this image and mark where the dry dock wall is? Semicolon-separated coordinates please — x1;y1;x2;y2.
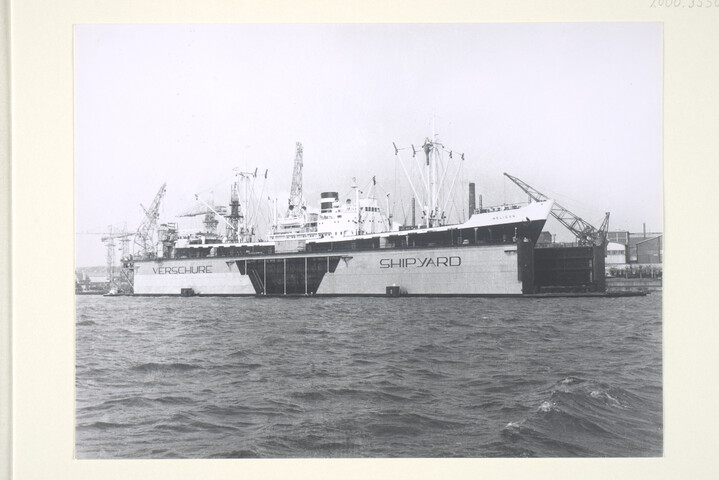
133;257;255;295
531;245;606;293
316;244;523;295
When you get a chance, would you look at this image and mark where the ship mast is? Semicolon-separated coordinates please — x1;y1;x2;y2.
433;141;438;223
352;177;360;235
423;137;441;227
394;130;464;228
228;168;263;243
227;179;241;243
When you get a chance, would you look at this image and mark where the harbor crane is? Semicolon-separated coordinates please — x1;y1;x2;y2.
287;142;304;217
503;173;610;247
182;168;267;243
71;225;135;292
178;195;225;236
134;183;167;259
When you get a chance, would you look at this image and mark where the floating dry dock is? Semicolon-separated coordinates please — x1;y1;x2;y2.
127;139;624;298
133;237;622;298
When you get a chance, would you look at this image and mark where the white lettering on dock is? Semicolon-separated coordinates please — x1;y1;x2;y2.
152;265;213;275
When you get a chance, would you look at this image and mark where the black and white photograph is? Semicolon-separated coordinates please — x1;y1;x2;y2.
73;23;662;459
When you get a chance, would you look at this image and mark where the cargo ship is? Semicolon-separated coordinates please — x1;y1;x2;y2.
131;138;559;296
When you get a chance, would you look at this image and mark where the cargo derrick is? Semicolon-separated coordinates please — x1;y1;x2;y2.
392;134;465;229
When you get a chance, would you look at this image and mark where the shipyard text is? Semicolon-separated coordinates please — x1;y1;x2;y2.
379;256;462;268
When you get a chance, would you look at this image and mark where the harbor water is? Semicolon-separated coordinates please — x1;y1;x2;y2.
75;293;662;458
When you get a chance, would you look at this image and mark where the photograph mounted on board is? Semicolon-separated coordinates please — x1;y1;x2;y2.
74;23;662;458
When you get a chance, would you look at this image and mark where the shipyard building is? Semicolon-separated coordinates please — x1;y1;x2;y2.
606;230;663;265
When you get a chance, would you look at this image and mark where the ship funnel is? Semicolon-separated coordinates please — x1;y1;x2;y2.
468;182;476;218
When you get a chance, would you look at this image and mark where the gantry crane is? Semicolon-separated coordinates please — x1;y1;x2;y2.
504;173;610;247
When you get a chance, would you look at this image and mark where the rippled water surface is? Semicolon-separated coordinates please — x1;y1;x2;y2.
75;293;662;458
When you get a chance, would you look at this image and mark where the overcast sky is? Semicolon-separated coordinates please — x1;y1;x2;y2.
74;23;662;267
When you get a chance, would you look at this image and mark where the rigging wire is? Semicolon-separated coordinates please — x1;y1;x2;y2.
461;155;467;222
503;176;507;205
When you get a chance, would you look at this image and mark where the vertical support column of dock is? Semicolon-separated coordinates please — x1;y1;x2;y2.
283;258;287;296
304;257;308;295
517;238;535;294
263;259;266;295
593;245;606;293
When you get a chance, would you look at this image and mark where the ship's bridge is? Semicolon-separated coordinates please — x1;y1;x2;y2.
317;196;390;238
